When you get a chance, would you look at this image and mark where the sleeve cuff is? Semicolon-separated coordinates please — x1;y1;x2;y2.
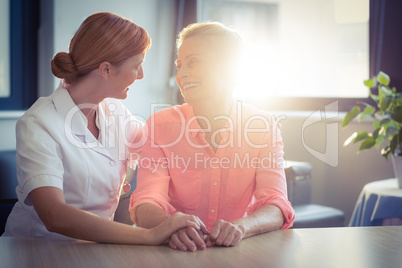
246;195;295;229
20;174;63;206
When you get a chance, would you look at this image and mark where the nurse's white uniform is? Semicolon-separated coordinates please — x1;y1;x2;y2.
2;83;143;238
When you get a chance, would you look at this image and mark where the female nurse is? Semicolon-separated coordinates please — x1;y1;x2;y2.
2;12;205;245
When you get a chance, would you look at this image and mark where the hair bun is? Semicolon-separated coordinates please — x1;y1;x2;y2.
51;52;79;84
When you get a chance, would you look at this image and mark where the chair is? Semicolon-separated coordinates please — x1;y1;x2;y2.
114;193;134;225
0;150;18;234
285;161;345;228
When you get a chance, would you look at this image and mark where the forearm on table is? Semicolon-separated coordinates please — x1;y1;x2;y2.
232;204;284;239
46;203;152;244
53;203;205;246
134;202;170;228
31;187;155;244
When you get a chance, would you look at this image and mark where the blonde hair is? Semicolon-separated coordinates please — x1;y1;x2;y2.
51;12;151;84
177;21;244;80
177;21;243;54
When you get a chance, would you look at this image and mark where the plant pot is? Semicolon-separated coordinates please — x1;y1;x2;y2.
391;154;402;189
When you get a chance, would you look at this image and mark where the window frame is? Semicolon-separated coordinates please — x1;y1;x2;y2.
0;0;39;110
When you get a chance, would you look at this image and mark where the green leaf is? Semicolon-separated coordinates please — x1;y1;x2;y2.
384;121;399;137
390;135;398;155
342;106;360;127
358;137;376;152
379;118;391;126
377;71;390;86
354;131;369;143
358;105;376;121
343;132;357;147
397;95;402;106
375;133;385;148
364;78;375;88
379;92;391;111
372;128;380;139
380;85;392;96
381;146;391;159
391;106;402;123
369;87;379;102
373;121;381;129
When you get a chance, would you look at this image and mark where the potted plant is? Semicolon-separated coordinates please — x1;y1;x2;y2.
342;71;402;188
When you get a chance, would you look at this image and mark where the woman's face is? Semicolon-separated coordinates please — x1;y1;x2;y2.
106;53;145;99
175;36;230;104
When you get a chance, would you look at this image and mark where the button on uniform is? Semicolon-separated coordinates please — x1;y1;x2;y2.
109;192;115;198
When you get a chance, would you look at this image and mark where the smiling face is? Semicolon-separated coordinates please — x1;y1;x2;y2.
175;36;232;105
106;53;145;99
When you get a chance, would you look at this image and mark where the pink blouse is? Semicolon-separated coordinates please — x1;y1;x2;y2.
130;101;295;230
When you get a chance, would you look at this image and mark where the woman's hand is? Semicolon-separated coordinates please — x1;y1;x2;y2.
147;212;208;246
205;219;245;247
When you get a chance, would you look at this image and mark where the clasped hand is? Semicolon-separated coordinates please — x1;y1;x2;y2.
168;219;244;252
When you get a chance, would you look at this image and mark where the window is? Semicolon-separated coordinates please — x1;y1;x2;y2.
0;0;10;98
196;0;402;111
0;0;39;110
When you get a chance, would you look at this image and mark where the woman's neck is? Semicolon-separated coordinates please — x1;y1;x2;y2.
66;75;104;115
68;81;102;106
192;97;233;130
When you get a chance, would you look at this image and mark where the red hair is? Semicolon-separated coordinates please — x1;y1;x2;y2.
51;12;151;84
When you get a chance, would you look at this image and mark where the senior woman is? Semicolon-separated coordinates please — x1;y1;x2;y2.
130;22;295;251
2;12;205;244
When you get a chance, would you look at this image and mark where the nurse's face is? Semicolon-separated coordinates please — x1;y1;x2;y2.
106;53;145;99
175;36;230;104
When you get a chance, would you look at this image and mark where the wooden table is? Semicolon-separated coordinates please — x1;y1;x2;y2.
1;226;401;268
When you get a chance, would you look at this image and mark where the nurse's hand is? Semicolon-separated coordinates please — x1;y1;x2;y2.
168;225;208;252
149;212;207;246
